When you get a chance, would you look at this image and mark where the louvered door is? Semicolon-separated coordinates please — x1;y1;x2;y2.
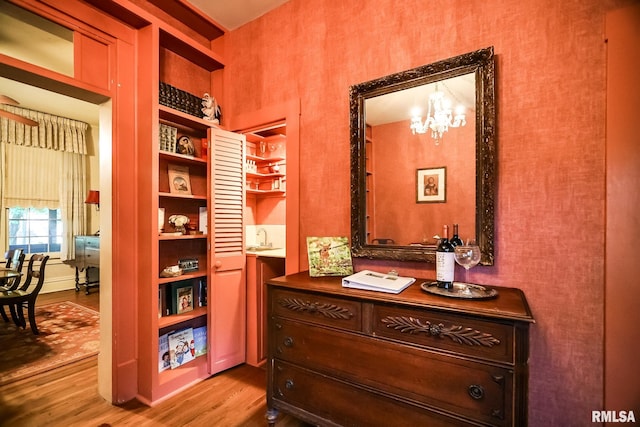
209;128;247;373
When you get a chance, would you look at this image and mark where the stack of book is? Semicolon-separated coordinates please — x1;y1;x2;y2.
158;325;207;372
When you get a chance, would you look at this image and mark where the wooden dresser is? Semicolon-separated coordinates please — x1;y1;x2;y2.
266;272;534;427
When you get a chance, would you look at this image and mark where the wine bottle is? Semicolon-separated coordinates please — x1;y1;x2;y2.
451;223;463;247
436;224;455;289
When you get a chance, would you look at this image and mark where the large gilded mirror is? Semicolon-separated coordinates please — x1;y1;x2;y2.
350;47;495;264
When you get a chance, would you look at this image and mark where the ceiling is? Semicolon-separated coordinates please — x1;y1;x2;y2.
187;0;290;30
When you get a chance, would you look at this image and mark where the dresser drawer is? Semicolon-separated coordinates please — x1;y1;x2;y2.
372;304;515;364
272;360;472;427
273;318;512;426
271;288;362;332
84;237;100;250
84;247;100;267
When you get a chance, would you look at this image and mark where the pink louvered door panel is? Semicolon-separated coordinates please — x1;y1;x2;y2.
209;128;247;373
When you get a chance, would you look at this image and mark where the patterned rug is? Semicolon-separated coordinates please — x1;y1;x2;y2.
0;301;100;386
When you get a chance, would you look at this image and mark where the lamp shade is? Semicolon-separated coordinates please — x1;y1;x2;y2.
85;190;100;205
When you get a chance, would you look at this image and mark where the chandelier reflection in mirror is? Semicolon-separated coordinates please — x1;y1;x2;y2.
410;84;466;144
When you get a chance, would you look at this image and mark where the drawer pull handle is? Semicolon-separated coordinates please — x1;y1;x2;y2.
381;316;500;348
468;384;485;400
278;297;354;320
283;337;294;347
492;374;504;385
285;379;294;390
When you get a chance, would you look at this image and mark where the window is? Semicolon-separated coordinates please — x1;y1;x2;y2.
8;207;62;254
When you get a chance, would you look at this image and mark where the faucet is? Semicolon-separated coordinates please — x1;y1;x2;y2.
256;228;268;247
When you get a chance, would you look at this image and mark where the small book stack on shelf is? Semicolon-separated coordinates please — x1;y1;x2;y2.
158;325;207;372
159;81;203;118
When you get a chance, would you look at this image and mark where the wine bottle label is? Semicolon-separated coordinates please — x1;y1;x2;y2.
436;252;455;282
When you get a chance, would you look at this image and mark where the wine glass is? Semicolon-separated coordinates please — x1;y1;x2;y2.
454;241;481;285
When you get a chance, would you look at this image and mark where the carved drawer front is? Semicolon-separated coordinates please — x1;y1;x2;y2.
273;318;512;426
271;289;361;332
273;360;468;427
372;304;515;363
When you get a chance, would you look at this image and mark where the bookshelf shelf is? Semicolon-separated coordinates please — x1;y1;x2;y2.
158;307;207;329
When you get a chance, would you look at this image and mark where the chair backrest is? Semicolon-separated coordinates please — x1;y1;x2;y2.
4;249;23;269
4;251;26;290
18;254;50;295
11;250;25;273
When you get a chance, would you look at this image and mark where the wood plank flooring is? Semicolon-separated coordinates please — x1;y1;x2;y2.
0;290;307;427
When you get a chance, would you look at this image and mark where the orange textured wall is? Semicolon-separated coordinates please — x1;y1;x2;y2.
225;0;637;424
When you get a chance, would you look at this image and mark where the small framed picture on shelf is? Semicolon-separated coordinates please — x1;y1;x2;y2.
168;164;192;195
174;284;194;314
416;166;446;203
178;258;199;272
176;135;196;156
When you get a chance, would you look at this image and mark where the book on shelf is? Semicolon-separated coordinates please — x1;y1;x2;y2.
167;327;195;369
198;278;207;307
199;207;207;234
158;288;165;318
158;333;171;372
193;325;207;357
341;269;415;294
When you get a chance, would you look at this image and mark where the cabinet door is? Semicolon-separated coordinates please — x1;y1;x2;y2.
209;128;247;373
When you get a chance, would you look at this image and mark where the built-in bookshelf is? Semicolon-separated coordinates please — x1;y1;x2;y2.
136;10;226;404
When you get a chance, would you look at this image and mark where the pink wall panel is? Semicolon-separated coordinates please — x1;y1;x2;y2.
225;0;637;424
605;3;640;415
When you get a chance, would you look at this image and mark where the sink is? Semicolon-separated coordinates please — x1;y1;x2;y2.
246;245;281;252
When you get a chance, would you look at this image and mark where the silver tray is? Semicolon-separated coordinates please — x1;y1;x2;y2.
420;281;498;299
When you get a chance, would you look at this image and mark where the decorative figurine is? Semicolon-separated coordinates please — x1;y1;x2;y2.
168;214;190;234
201;93;221;124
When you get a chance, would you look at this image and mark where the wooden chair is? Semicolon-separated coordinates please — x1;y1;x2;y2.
3;248;24;270
1;250;26;322
1;249;26;290
0;254;49;334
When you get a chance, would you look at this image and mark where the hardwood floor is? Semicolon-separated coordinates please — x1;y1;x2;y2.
0;290;307;427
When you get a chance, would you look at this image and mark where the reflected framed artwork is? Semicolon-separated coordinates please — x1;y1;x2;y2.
416;167;446;203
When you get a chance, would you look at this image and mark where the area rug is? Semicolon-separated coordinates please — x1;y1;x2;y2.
0;301;100;386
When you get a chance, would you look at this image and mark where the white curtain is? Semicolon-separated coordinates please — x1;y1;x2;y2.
0;106;89;260
0;105;88;154
59;151;87;260
3;144;61;208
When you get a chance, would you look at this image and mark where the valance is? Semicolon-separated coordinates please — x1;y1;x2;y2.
0;105;88;154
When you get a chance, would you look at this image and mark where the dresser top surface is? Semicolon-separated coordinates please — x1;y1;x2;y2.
268;271;534;323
